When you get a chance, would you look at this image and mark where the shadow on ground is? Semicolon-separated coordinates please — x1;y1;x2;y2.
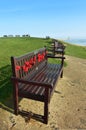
0;65;14;113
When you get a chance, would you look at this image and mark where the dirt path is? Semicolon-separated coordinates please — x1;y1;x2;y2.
0;55;86;130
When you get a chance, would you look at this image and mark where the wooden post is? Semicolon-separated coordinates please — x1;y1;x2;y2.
44;87;50;124
13;81;19;115
60;70;63;78
53;42;55;56
61;57;65;78
11;56;19;115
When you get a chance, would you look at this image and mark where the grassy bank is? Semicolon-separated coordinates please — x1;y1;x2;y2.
0;37;51;67
59;40;86;59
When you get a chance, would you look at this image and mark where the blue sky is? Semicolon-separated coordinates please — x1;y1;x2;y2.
0;0;86;39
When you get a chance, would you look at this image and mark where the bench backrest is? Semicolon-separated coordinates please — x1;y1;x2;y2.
11;47;47;79
53;42;65;50
54;41;58;48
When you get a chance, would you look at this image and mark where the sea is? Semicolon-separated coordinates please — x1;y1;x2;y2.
64;39;86;46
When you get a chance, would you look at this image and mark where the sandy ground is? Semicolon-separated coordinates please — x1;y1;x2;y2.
0;55;86;130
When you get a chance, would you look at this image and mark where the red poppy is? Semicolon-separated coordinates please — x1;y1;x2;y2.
38;54;41;62
24;67;28;72
42;54;44;60
28;64;32;68
22;65;29;72
38;53;45;62
25;61;30;66
29;58;34;65
16;65;21;70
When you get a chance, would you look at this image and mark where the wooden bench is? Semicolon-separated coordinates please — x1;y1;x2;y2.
11;47;65;124
48;39;66;56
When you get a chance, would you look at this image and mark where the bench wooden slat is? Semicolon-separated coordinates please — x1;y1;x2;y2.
18;63;61;101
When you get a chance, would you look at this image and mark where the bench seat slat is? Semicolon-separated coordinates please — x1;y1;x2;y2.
18;63;61;101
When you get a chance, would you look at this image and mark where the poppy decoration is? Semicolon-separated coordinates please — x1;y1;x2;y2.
37;52;46;62
16;65;21;71
16;55;37;72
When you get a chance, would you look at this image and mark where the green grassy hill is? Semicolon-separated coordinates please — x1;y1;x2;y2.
0;37;86;103
59;40;86;59
0;37;51;67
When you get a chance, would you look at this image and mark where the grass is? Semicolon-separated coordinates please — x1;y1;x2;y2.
0;37;51;67
59;40;86;59
0;37;86;104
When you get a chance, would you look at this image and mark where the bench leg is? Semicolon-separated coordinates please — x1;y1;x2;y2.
13;84;19;115
61;70;63;78
14;95;18;115
44;101;49;124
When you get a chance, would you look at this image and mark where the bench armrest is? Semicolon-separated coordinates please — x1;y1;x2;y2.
11;76;53;88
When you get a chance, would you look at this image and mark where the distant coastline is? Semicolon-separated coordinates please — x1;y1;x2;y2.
64;38;86;46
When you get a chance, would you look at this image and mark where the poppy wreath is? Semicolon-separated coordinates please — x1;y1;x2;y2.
37;52;46;62
16;65;21;71
23;60;33;72
22;56;37;72
29;56;36;65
